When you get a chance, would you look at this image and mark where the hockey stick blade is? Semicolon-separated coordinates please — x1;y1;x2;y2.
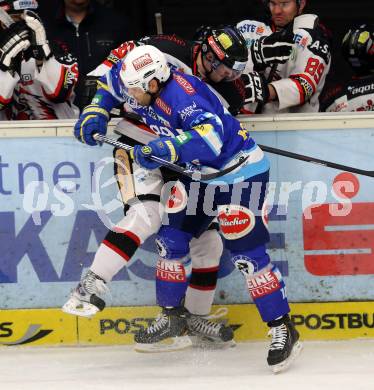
93;134;247;181
259;144;374;178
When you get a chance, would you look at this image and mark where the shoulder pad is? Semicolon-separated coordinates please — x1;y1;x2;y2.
292;14;318;31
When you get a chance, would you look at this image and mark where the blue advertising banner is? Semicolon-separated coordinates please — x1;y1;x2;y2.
1;128;374;309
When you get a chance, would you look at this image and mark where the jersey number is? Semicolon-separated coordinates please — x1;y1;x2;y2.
305;58;325;84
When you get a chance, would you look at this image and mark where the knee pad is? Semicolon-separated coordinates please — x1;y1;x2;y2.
156;226;192;260
117;200;162;244
190;229;223;269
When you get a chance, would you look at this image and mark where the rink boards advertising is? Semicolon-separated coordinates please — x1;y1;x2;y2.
2;302;374;346
1;114;374;345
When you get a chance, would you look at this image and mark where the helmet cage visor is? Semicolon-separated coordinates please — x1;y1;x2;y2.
209;56;246;81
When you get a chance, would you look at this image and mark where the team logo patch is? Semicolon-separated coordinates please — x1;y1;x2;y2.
233;255;258;276
163;181;188;213
218;205;255;240
155;238;169;258
141;145;152;155
132;53;153;71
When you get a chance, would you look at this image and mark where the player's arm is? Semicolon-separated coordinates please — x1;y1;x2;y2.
74;63;124;145
133;99;224;170
89;41;139;77
269;29;331;109
0;21;30;108
237;20;294;72
22;11;78;103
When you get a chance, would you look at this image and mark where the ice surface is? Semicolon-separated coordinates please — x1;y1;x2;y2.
1;340;374;390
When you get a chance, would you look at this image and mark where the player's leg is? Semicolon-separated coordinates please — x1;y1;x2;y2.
218;171;301;372
62;149;164;317
135;179;215;351
185;226;234;347
134;225;193;352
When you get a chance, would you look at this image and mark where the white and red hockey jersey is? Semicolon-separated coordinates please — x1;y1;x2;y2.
320;75;374;112
237;15;331;113
0;50;79;120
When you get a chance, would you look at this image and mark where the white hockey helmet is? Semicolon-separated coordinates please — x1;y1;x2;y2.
120;45;171;93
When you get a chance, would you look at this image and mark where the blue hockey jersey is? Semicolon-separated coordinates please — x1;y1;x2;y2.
94;62;269;182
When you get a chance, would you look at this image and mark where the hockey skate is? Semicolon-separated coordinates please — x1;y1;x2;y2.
267;314;302;373
62;270;108;318
134;307;192;353
187;308;235;349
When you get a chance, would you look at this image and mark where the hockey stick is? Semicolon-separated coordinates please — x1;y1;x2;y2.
258;144;374;178
93;133;248;181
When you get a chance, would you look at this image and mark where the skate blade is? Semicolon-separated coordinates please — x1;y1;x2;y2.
134;336;192;353
270;341;303;374
61;298;100;318
190;336;236;350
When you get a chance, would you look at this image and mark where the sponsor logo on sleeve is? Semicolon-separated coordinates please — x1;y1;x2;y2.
173;74;196;95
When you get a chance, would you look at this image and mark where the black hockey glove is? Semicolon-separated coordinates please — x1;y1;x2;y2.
241;71;269;104
251;29;294;70
24;10;52;61
0;21;30;72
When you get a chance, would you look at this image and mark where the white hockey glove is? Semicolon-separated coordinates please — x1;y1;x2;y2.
0;21;30;72
241;71;269;104
24;10;51;61
251;29;294;70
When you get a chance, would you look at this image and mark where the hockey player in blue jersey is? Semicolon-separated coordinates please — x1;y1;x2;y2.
74;44;302;372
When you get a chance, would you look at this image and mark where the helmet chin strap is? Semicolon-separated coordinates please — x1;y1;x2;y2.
195;45;214;79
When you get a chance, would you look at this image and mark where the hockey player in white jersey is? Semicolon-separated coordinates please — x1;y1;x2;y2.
320;24;374;112
237;0;332;113
0;0;78;119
